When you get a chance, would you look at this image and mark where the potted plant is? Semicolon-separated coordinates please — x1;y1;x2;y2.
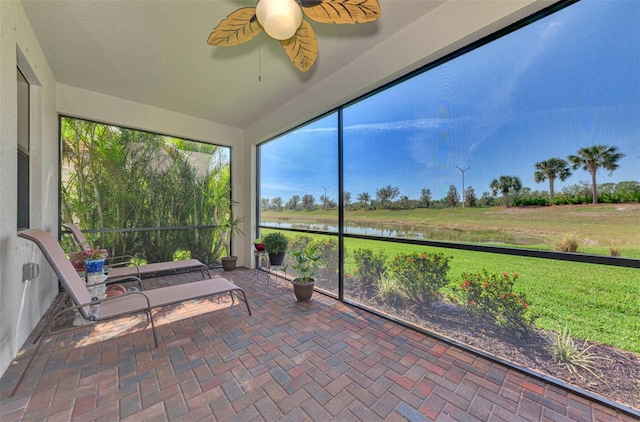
263;232;289;265
254;238;265;251
220;215;244;271
290;243;322;302
72;246;109;274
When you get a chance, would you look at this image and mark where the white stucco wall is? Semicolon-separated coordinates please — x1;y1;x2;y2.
0;0;59;377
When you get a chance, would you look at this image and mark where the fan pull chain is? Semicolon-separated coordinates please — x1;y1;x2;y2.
258;47;262;82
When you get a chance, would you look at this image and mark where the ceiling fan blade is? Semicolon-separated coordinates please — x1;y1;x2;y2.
207;7;263;46
301;0;381;24
280;20;318;72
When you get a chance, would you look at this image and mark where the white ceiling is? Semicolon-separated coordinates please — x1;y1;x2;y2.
21;0;553;131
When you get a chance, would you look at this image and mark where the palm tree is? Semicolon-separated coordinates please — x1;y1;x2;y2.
357;192;371;210
490;175;522;208
568;145;625;204
534;158;572;205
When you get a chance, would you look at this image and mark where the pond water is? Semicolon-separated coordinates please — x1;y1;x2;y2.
260;220;540;245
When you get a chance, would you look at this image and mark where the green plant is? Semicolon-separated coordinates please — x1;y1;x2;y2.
263;232;289;254
456;269;532;334
542;326;602;379
353;248;387;294
311;238;339;283
290;244;322;283
553;232;579;252
375;274;402;304
69;246;109;271
220;215;244;257
388;251;451;308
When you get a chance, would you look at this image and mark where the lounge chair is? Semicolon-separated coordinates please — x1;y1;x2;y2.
61;223;211;283
12;229;251;396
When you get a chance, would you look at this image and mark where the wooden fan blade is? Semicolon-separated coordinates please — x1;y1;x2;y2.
207;7;263;46
280;20;318;72
302;0;381;24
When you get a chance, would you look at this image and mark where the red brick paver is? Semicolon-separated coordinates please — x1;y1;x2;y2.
1;269;637;421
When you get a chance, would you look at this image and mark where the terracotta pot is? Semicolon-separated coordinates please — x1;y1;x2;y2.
221;256;237;271
292;279;315;302
106;284;126;297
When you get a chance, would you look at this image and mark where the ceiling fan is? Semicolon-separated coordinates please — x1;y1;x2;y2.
207;0;381;72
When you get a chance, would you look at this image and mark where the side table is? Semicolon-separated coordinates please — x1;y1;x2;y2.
254;250;270;284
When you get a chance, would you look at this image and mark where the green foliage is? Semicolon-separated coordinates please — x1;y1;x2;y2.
311;238;339;283
542;326;602;379
352;248;387;294
388;252;451;308
489;175;522;207
290;243;322;283
568;145;625;204
455;269;533;335
263;232;289;253
512;196;549;206
375;274;402;304
60;117;230;264
286;235;313;256
553;232;579;252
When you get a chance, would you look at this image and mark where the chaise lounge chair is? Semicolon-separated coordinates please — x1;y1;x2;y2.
62;223;211;283
12;229;251;396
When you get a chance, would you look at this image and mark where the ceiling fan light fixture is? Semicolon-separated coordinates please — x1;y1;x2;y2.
256;0;303;40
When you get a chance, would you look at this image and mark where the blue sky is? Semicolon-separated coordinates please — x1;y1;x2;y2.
260;0;639;203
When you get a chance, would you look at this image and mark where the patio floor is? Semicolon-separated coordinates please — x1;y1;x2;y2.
0;268;635;421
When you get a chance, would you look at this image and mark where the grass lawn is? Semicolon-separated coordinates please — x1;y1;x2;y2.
260;203;640;353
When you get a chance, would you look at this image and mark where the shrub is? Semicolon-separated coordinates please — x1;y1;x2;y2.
263;232;289;253
375;274;402;304
353;248;387;294
287;235;313;256
311;238;339;284
542;326;602;379
553;232;579;252
388;252;451;308
456;268;532;335
512;196;549;206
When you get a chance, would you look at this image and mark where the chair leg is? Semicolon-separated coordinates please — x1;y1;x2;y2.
200;264;211;279
31;293;69;345
232;289;252;316
148;310;158;348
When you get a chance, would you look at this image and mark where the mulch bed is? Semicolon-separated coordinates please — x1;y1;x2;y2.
348;290;640;411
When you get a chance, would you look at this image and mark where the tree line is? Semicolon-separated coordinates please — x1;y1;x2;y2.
262;144;637;211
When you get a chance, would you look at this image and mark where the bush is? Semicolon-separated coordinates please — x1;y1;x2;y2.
553;232;579;252
388;252;451;308
542;326;600;379
353;248;387;295
263;232;289;254
286;235;313;256
456;269;532;335
311;238;339;284
512;196;549;206
375;274;402;304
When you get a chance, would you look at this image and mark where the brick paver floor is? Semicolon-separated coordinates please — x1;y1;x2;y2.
1;268;637;421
